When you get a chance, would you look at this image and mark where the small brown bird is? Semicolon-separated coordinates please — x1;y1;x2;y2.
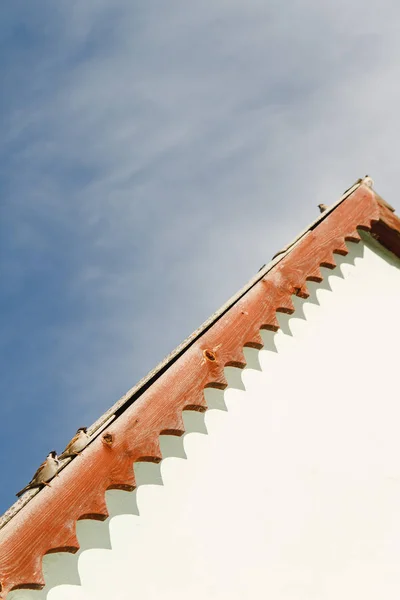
363;175;374;188
16;451;59;497
318;203;329;213
59;427;89;460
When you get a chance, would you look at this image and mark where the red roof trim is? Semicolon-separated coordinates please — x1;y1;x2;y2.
0;183;399;597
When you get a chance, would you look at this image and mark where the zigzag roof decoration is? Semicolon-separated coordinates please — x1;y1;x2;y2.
0;177;400;598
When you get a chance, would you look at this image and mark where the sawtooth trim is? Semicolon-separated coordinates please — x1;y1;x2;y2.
0;184;399;598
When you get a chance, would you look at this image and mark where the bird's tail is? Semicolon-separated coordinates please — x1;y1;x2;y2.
16;484;31;498
16;482;41;498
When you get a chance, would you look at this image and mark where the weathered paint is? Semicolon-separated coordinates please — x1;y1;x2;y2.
1;184;400;598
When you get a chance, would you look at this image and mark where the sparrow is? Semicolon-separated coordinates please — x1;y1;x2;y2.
318;203;328;213
16;451;59;497
363;175;374;188
59;427;89;460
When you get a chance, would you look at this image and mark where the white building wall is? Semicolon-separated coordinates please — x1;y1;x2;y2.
10;235;400;600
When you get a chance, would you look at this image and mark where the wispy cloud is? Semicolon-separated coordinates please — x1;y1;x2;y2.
1;0;400;511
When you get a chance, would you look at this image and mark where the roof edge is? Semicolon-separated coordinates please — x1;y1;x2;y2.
1;179;399;598
0;177;365;531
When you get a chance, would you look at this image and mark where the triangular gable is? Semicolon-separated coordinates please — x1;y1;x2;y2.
1;178;399;598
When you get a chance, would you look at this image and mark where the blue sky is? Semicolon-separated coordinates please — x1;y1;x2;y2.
1;0;400;513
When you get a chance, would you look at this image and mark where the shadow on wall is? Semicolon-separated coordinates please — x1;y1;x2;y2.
7;239;367;600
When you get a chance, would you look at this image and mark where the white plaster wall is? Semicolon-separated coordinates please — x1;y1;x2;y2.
10;235;400;600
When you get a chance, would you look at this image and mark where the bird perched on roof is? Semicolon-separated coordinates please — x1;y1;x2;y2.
59;427;89;460
363;175;374;188
16;451;59;497
318;203;329;213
